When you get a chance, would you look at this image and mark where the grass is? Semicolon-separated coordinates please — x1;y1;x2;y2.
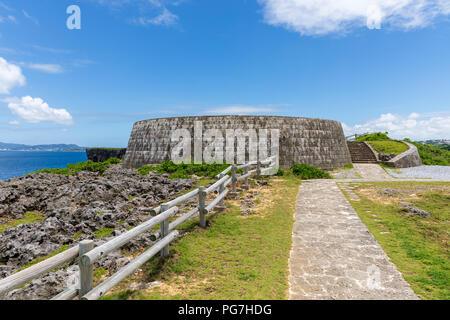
94;227;115;239
341;181;450;300
102;175;301;300
355;132;391;141
73;232;86;240
354;132;410;156
0;211;44;234
94;267;108;286
367;141;409;156
29;157;121;176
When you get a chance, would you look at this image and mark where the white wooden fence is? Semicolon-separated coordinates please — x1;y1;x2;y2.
0;156;278;300
345;132;371;141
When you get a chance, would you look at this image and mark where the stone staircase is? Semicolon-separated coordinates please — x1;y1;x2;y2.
347;141;378;164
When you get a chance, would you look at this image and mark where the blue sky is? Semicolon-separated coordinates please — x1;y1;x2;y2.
1;0;450;147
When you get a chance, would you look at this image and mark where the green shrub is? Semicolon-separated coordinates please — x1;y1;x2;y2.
355;132;391;141
275;168;285;176
30;157;121;176
405;139;449;166
138;161;232;179
290;164;331;179
169;169;190;179
137;165;155;176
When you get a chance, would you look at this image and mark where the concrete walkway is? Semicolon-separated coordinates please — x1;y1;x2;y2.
353;163;391;180
288;180;418;300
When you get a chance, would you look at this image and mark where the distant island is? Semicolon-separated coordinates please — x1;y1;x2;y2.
0;142;86;152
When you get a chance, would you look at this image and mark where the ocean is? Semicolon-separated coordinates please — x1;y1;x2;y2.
0;151;87;181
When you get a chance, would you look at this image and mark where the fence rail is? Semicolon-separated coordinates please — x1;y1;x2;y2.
345;132;370;141
0;156;278;300
0;245;80;295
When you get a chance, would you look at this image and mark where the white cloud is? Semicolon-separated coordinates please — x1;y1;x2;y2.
205;105;278;115
0;47;16;54
258;0;450;36
134;8;178;26
31;45;72;54
7;96;73;125
0;57;26;94
93;0;181;26
8;120;19;125
0;1;12;11
342;112;450;140
27;63;64;74
23;10;39;25
7;15;16;23
72;59;95;67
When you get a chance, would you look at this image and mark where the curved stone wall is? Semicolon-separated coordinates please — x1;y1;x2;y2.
123;116;352;170
384;142;422;168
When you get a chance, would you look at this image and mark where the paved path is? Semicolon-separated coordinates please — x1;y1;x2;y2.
288;180;418;300
353;163;391;180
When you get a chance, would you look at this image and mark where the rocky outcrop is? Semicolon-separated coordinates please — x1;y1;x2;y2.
86;148;127;162
398;202;431;217
124;116;352;170
384;142;422;168
0;165;195;299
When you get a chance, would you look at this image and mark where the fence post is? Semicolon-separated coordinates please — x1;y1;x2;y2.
198;187;206;228
160;204;170;257
215;174;226;211
257;160;261;177
230;164;238;198
243;166;249;190
79;240;94;298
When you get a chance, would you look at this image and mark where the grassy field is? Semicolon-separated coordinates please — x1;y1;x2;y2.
367;141;409;156
102;175;301;300
354;132;410;157
341;181;449;300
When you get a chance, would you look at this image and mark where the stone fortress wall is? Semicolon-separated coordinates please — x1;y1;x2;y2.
123;116;352;170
